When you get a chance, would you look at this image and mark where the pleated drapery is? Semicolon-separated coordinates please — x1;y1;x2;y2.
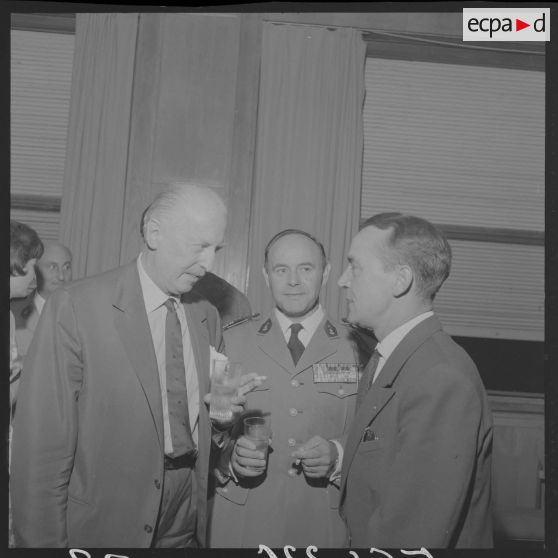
247;22;366;321
59;13;139;279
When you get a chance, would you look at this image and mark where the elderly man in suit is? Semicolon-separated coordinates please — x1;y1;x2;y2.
210;229;368;548
11;183;259;548
317;212;492;548
11;241;73;357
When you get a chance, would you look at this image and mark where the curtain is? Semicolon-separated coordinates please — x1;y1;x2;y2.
246;22;366;321
59;14;139;279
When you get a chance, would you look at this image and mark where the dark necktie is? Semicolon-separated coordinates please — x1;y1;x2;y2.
356;348;381;410
287;323;305;365
164;298;195;457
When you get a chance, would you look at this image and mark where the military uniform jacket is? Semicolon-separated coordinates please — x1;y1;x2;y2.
210;312;362;548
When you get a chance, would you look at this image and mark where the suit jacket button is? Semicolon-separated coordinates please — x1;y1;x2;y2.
291;379;300;387
288;438;297;447
289;408;298;417
154;479;161;489
144;524;153;533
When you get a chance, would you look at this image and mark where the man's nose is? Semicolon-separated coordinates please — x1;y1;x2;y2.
199;247;216;271
287;270;300;286
338;266;350;288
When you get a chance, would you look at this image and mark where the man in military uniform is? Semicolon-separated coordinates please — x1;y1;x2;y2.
209;229;366;548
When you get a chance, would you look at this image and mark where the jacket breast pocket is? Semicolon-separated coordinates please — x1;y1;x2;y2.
357;435;387;453
317;384;358;399
215;483;249;505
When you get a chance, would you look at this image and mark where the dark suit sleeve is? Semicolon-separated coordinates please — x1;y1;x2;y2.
370;363;485;547
10;289;83;547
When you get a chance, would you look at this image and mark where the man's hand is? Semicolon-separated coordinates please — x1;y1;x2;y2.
231;435;268;477
291;435;337;478
204;372;266;428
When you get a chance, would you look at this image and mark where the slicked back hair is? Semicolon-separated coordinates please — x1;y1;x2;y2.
264;229;327;270
10;220;44;276
360;212;452;301
140;182;226;241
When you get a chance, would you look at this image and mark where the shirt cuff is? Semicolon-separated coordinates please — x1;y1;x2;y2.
329;439;343;485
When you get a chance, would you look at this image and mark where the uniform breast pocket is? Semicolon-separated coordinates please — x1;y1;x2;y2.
317;383;358;400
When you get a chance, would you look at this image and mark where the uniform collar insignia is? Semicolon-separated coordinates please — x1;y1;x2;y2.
324;320;338;338
257;317;273;335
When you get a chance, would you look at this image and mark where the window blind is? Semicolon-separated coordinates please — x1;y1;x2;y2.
10;29;74;238
362;57;544;340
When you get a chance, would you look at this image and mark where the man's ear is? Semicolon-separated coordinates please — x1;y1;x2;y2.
321;262;331;288
262;266;270;288
392;265;413;298
144;217;162;251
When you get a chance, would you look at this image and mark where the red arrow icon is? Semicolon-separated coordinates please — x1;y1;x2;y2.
516;19;530;31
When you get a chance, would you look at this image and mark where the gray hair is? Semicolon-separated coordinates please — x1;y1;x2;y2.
140;183;226;240
360;212;452;301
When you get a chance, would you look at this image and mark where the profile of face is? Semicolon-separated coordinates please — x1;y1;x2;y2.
36;243;73;297
263;234;330;319
10;258;38;299
143;200;227;297
338;226;399;332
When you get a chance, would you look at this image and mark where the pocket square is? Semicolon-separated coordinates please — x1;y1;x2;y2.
362;427;379;442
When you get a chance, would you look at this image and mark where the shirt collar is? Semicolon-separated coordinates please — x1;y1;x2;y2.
376;311;434;361
137;253;178;313
34;292;46;314
274;304;325;340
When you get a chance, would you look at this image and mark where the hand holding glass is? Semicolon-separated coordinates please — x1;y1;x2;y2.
243;416;272;462
209;360;243;421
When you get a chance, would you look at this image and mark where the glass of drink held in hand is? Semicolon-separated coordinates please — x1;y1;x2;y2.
243;416;272;461
209;359;243;421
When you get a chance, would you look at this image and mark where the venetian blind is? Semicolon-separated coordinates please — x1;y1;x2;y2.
10;29;74;240
362;57;544;341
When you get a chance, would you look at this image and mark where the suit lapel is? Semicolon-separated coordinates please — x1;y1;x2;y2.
255;315;294;373
340;315;443;497
113;263;164;450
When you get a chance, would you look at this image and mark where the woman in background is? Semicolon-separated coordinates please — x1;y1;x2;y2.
9;220;43;548
10;220;43;406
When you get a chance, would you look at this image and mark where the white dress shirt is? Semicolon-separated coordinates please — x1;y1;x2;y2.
137;254;200;452
274;304;325;347
372;311;434;384
34;292;46;316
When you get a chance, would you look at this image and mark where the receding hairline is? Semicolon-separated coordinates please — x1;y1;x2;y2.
265;230;327;268
39;241;72;260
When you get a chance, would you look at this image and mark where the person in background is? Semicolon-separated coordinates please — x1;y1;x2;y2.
10;183;261;548
210;229;368;548
9;220;44;548
300;212;493;548
9;221;44;407
11;241;73;357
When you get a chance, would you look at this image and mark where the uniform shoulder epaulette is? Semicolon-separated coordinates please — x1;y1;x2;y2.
223;313;261;331
257;317;273;334
324;320;338;338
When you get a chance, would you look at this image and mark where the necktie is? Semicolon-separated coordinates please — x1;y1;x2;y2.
356;348;381;410
287;323;305;365
164;298;195;457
